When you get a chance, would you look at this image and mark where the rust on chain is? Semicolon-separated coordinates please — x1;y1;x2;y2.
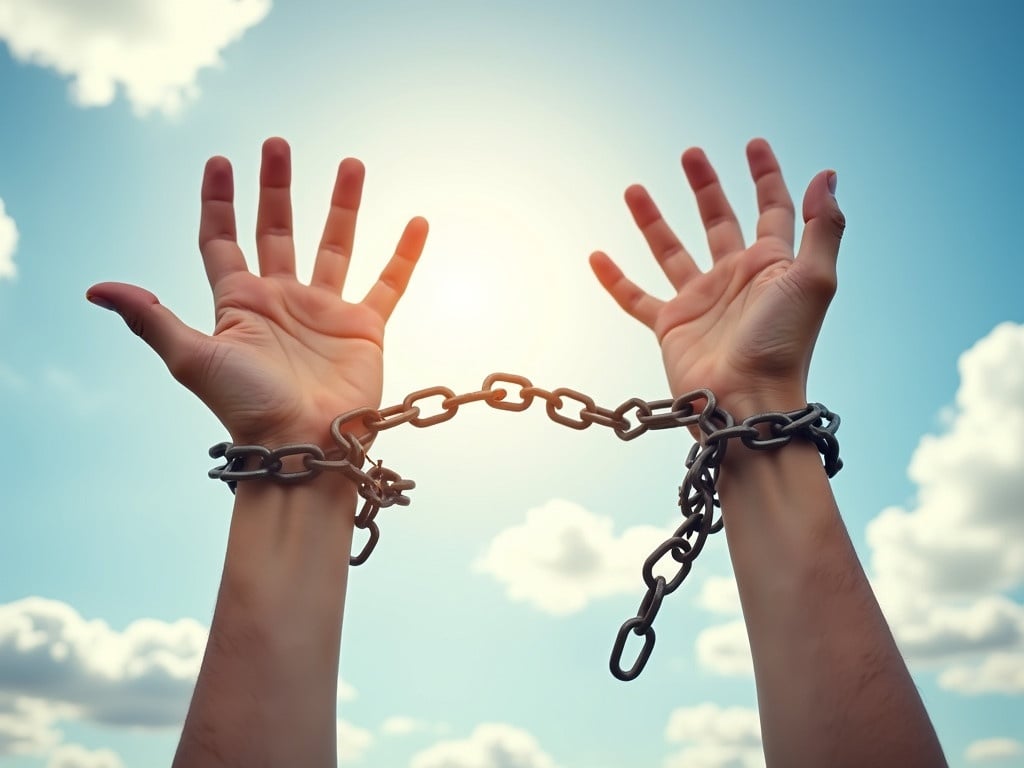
208;372;841;680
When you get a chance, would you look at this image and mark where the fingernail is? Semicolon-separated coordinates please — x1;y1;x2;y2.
86;293;119;313
827;171;838;196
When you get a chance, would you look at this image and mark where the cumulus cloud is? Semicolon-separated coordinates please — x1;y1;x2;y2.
664;703;763;768
337;719;373;764
965;738;1024;762
0;197;17;280
380;716;447;737
695;621;752;678
0;0;270;116
0;695;64;756
46;743;124;768
474;499;668;615
337;678;358;703
697;576;742;616
0;597;206;728
938;651;1024;695
890;597;1024;661
381;716;423;735
410;723;558;768
692;576;752;677
865;322;1024;692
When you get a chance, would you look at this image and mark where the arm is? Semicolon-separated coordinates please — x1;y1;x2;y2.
590;139;946;767
87;138;428;767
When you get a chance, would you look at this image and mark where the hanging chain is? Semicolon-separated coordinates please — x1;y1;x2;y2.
208;372;841;679
608;399;842;680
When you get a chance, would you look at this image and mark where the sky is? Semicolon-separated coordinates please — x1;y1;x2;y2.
0;1;1022;766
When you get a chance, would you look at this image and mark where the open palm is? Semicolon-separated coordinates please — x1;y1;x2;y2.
591;139;845;418
87;138;428;448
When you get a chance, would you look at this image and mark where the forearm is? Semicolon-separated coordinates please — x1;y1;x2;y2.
173;475;356;768
717;437;946;768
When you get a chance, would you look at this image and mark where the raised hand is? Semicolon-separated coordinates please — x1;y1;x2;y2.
87;137;428;448
590;138;844;419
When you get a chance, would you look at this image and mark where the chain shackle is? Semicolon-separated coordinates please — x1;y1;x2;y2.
608;401;843;680
207;374;841;680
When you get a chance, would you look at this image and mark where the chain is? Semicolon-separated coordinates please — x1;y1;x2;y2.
207;372;841;679
207;427;416;566
608;400;842;680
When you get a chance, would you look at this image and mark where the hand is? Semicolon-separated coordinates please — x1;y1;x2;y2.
590;138;844;419
87;137;428;448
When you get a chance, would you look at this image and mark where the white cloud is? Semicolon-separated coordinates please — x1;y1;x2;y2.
965;738;1024;762
864;322;1024;692
0;597;206;728
664;704;764;768
379;716;448;738
410;723;558;768
337;719;373;764
693;576;753;676
0;197;17;280
381;715;422;735
0;695;64;756
938;651;1024;695
665;703;761;747
697;577;742;616
46;743;124;768
694;621;752;678
0;0;270;116
474;499;668;615
337;678;358;703
889;597;1024;662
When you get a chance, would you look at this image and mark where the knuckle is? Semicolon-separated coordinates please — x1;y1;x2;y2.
828;206;847;239
167;339;209;386
812;267;838;298
122;313;145;339
166;349;194;383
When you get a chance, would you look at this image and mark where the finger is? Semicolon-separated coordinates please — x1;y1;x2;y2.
86;282;206;383
362;216;429;321
794;170;844;295
747;138;796;248
255;137;297;278
199;156;248;292
681;148;745;260
588;251;663;329
310;157;365;294
624;184;700;289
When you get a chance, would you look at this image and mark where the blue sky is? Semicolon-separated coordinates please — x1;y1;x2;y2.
1;1;1022;767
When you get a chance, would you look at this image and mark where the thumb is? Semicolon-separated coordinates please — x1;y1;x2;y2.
794;169;845;289
86;281;205;378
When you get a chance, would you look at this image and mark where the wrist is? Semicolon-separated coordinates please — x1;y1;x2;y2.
226;477;359;589
716;388;808;422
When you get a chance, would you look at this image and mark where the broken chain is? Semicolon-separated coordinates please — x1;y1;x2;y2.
208;372;841;680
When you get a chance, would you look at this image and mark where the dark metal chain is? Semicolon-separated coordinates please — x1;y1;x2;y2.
608;400;842;680
208;427;416;566
207;372;841;679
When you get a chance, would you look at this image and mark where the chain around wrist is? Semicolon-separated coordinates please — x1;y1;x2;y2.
205;373;841;679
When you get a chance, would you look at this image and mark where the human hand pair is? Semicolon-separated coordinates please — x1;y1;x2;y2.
88;138;842;453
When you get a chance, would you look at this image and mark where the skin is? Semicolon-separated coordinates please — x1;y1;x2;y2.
86;137;947;767
591;139;947;767
87;137;427;766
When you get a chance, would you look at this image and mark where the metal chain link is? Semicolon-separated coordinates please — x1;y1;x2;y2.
608;400;842;680
208;372;841;679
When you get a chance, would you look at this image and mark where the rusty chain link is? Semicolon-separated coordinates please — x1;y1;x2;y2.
208;372;841;680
